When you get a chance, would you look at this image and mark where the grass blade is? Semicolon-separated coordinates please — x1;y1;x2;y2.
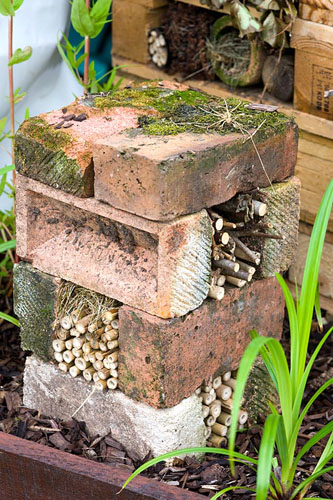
256;414;280;500
0;312;19;327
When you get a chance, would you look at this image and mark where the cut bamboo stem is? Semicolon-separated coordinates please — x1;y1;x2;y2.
208;285;225;300
222;371;231;382
209;400;222;418
107;378;118;390
60;316;72;330
216;384;232;401
226;276;247;288
212;376;222;389
252;200;267;217
52;340;65;353
217;412;232;426
208;434;227;447
202;405;210;418
212;423;228;437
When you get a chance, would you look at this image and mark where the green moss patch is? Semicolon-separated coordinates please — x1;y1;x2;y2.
19;117;71;150
86;83;293;137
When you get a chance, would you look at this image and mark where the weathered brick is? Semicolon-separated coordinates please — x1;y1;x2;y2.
15;82;297;220
13;262;57;360
118;277;285;408
16;174;212;319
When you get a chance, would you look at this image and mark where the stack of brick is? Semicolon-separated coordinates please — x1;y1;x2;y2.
14;81;300;459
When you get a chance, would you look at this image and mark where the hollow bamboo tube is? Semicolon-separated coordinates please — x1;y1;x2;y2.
65;339;74;350
209;401;222;418
95;379;108;391
208;285;225;300
106;351;118;363
209;434;227;448
202;405;210;418
103;358;112;369
54;351;64;363
252;200;267;217
72;348;83;358
98;368;111;380
222;371;231;382
83;366;95;382
212;376;222;389
95;350;110;361
239;410;248;425
225;378;237;391
212;423;228;437
71;309;88;324
88;352;96;363
226;276;247;288
111;319;119;330
107;378;118;390
237;260;256;275
214;259;239;273
58;361;74;372
217;412;232;426
60;316;72;330
99;342;108;352
88;321;101;333
195;387;202;396
93;372;100;382
105;330;118;341
106;340;119;351
205;415;216;427
202;385;215;394
63;350;75;363
75;357;91;371
110;369;118;378
90;338;100;350
52;339;65;353
200;392;215;406
205;427;212;440
83;353;90;362
216;384;232;401
69;365;81;378
82;342;92;354
101;334;107;344
57;329;70;341
93;360;104;371
102;311;118;324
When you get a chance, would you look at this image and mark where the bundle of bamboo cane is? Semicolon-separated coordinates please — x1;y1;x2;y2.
207;193;280;300
52;308;120;391
196;370;248;447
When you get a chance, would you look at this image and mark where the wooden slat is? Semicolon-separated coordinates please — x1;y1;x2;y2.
113;55;333;140
0;432;203;500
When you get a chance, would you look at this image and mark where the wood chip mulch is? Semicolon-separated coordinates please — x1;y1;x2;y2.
0;302;332;499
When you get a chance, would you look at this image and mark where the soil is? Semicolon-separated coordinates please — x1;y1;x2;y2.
0;293;332;498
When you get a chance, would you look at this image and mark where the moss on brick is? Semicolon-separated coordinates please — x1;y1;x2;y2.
13;262;57;361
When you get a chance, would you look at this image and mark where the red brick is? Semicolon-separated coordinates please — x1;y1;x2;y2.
118;277;284;408
16;175;212;319
94;123;297;221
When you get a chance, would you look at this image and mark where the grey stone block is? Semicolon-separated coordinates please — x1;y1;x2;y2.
23;356;206;460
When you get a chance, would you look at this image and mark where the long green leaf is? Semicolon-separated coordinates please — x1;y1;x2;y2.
0;165;14;175
290;466;333;499
211;486;257;500
57;36;83;86
0;312;19;327
121;447;258;492
0;117;7;137
256;415;280;500
13;0;24;10
0;239;16;253
90;0;112;24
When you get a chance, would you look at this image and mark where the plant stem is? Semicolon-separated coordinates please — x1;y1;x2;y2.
83;0;90;91
8;14;15;182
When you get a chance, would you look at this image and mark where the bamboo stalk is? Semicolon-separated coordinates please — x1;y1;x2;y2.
93;372;100;382
57;329;71;341
95;379;108;391
75;357;91;371
52;340;65;353
93;360;104;371
97;368;111;380
209;400;222;418
205;427;212;440
212;376;222;389
195;387;202;396
216;384;232;401
212;423;228;437
221;398;233;413
90;338;100;349
208;434;227;447
222;371;231;382
205;415;216;427
104;329;118;341
58;361;74;372
65;339;74;351
88;352;97;363
217;412;232;426
202;385;215;394
73;336;86;349
69;366;81;378
72;348;83;358
102;311;118;324
202;405;210;418
200;392;215;406
61;316;73;330
82;342;92;354
99;342;108;352
54;351;64;363
107;378;118;390
239;410;248;425
106;351;118;363
72;309;88;323
70;328;81;338
111;319;119;330
83;366;95;382
110;369;118;378
225;378;237;391
106;340;119;351
76;315;93;334
83;353;91;362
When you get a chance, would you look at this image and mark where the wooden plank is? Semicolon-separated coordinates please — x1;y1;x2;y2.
289;231;333;301
0;432;203;500
299;221;333;244
298;131;333;162
113;55;333;139
299;3;333;27
287;280;333;314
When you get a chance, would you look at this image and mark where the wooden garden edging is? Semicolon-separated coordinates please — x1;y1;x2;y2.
0;432;203;500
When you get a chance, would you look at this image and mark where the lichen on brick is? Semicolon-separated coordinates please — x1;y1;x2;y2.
13;262;57;361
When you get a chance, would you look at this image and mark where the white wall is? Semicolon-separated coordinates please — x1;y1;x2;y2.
0;0;82;211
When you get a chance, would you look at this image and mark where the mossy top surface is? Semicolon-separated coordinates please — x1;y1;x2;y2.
86;83;293;137
18;117;72;150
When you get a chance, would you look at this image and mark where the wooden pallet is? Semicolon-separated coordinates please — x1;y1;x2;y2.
0;432;202;500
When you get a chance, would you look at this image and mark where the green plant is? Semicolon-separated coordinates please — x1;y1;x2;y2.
57;0;123;93
121;179;333;500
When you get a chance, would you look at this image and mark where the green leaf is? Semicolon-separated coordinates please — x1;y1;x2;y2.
211;486;257;500
256;415;280;500
0;239;16;253
0;116;7;137
261;12;287;48
0;0;15;16
8;46;32;66
290;466;333;500
0;312;19;327
71;0;96;38
13;0;24;10
230;1;261;37
314;283;323;331
24;107;30;119
90;0;112;25
121;447;257;492
0;165;14;175
57;35;83;87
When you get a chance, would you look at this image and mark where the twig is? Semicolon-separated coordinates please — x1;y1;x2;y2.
83;0;90;91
